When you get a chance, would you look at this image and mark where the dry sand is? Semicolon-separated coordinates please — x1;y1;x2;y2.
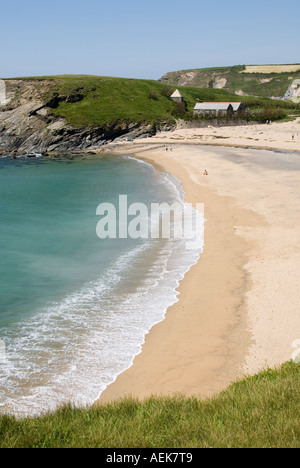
101;117;300;155
96;120;300;405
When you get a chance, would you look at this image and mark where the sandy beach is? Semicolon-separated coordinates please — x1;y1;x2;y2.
152;117;300;153
97;119;300;404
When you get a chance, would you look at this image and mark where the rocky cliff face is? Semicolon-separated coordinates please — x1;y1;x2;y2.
159;65;300;100
0;79;160;155
283;79;300;102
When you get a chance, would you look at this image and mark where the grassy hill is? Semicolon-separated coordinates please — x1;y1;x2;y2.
159;64;300;100
32;75;300;128
0;361;299;448
1;74;300;154
2;74;299;154
41;74;251;127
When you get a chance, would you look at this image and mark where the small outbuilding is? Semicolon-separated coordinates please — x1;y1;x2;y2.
193;102;234;117
193;101;245;117
231;102;246;113
170;89;184;103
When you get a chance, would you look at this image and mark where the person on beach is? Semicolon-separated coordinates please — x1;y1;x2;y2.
203;169;208;176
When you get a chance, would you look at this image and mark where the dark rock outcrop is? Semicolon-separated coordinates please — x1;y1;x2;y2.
0;80;172;155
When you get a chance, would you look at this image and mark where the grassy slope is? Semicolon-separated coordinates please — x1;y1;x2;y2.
160;65;300;99
42;75;246;127
0;361;299;448
32;75;299;129
43;75;177;127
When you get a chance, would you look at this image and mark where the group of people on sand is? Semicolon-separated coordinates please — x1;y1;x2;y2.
164;144;208;175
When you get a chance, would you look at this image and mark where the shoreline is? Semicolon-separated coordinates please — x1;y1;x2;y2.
93;118;300;157
97;140;300;158
96;130;300;405
96;147;256;404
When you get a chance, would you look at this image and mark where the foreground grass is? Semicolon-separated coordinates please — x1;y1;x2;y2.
0;362;299;448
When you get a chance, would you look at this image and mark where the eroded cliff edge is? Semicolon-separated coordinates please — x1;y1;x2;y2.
0;79;166;155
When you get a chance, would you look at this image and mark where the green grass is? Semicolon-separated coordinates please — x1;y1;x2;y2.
40;75;248;127
42;75;177;127
0;361;299;448
21;75;298;129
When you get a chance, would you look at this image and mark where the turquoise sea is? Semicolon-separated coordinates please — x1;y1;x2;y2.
0;154;203;416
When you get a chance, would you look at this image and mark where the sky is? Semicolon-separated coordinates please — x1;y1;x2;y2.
1;0;299;80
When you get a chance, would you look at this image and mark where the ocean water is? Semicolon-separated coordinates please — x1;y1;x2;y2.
0;154;204;416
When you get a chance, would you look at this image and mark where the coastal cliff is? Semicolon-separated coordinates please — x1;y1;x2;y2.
0;78;167;155
1;74;299;156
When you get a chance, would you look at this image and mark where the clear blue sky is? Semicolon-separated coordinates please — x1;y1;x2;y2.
1;0;299;79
